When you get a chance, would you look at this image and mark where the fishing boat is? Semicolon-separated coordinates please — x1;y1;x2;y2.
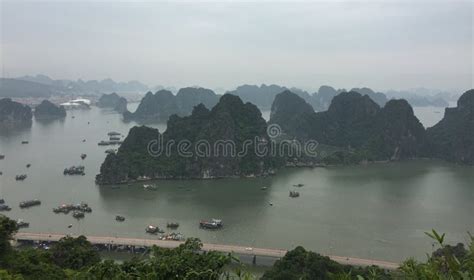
293;183;304;187
19;199;41;208
16;219;30;228
145;225;159;234
72;211;85;219
21;141;29;144
289;191;300;198
0;205;11;211
199;219;223;229
108;131;121;136
64;166;85;175
166;222;179;229
143;184;158;191
0;155;5;160
115;215;125;222
80;154;87;160
26;163;31;168
15;174;27;181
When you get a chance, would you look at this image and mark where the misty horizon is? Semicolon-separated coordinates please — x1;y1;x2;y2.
1;1;472;93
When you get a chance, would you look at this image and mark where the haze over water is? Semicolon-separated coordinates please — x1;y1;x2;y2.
0;106;472;262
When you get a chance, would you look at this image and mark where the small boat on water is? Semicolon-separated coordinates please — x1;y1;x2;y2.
199;219;223;229
0;155;5;160
143;184;158;191
145;225;160;234
109;136;121;141
26;164;31;168
167;222;179;229
80;154;87;160
16;219;29;228
108;131;121;136
19;199;41;208
0;198;4;204
21;141;29;144
15;174;27;181
293;183;304;187
53;202;91;214
115;215;125;222
68;224;73;228
82;139;86;142
289;191;300;198
0;204;11;211
261;186;268;190
64;166;85;175
98;140;123;146
105;149;116;154
72;211;85;219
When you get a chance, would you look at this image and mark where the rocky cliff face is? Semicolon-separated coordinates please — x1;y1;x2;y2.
97;92;128;113
370;99;426;160
270;91;426;162
123;88;219;123
0;98;33;128
427;89;474;164
97;94;278;184
269;90;317;140
34;100;66;120
175;87;219;115
351;87;388;107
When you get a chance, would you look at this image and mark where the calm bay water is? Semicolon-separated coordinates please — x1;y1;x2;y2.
0;105;472;263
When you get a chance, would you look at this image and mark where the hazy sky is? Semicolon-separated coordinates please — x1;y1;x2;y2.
1;0;472;92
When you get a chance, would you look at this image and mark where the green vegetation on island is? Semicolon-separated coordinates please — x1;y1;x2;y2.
97;92;128;113
427;89;474;165
98;94;281;184
33;100;66;120
269;90;426;163
0;98;33;129
270;89;474;165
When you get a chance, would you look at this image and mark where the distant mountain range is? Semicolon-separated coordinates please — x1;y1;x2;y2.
226;84;450;111
123;87;219;123
1;74;454;109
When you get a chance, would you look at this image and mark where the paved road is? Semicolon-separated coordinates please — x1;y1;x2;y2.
14;232;399;270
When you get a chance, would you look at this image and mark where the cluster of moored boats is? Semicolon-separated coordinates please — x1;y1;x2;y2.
53;202;92;219
63;165;85;175
289;183;304;198
98;132;124;146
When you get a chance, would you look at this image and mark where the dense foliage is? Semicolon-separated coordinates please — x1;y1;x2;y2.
0;98;33;128
98;94;282;184
270;90;428;163
427;89;474;164
33;100;66;120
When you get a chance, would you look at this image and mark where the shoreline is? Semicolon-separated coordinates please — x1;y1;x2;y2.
14;232;400;270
